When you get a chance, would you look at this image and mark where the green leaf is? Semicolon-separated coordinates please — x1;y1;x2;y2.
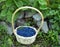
8;38;13;45
5;0;13;7
43;9;58;18
40;5;48;10
50;3;58;9
2;5;6;9
0;9;7;17
6;10;12;23
13;0;23;7
49;10;58;15
38;0;47;5
58;4;60;9
24;22;30;26
33;0;39;9
21;0;30;5
0;9;7;20
0;0;6;3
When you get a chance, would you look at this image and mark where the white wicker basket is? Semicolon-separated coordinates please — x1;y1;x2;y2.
12;6;44;44
14;26;37;44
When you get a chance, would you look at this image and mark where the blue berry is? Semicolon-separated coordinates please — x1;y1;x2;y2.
17;27;36;37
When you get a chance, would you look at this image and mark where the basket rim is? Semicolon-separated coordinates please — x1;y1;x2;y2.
14;26;38;39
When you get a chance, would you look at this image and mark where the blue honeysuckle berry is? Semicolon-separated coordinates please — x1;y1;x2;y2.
17;27;36;37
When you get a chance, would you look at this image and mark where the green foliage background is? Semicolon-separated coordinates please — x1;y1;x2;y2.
0;0;60;47
0;0;60;33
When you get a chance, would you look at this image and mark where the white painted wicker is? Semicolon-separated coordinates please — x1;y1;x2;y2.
12;6;44;44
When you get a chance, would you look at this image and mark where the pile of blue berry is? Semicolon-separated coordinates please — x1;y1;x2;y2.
17;27;36;37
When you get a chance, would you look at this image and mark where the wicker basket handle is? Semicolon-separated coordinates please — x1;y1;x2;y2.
12;6;44;33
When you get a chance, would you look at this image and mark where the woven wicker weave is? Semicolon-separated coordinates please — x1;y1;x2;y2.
12;6;44;44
